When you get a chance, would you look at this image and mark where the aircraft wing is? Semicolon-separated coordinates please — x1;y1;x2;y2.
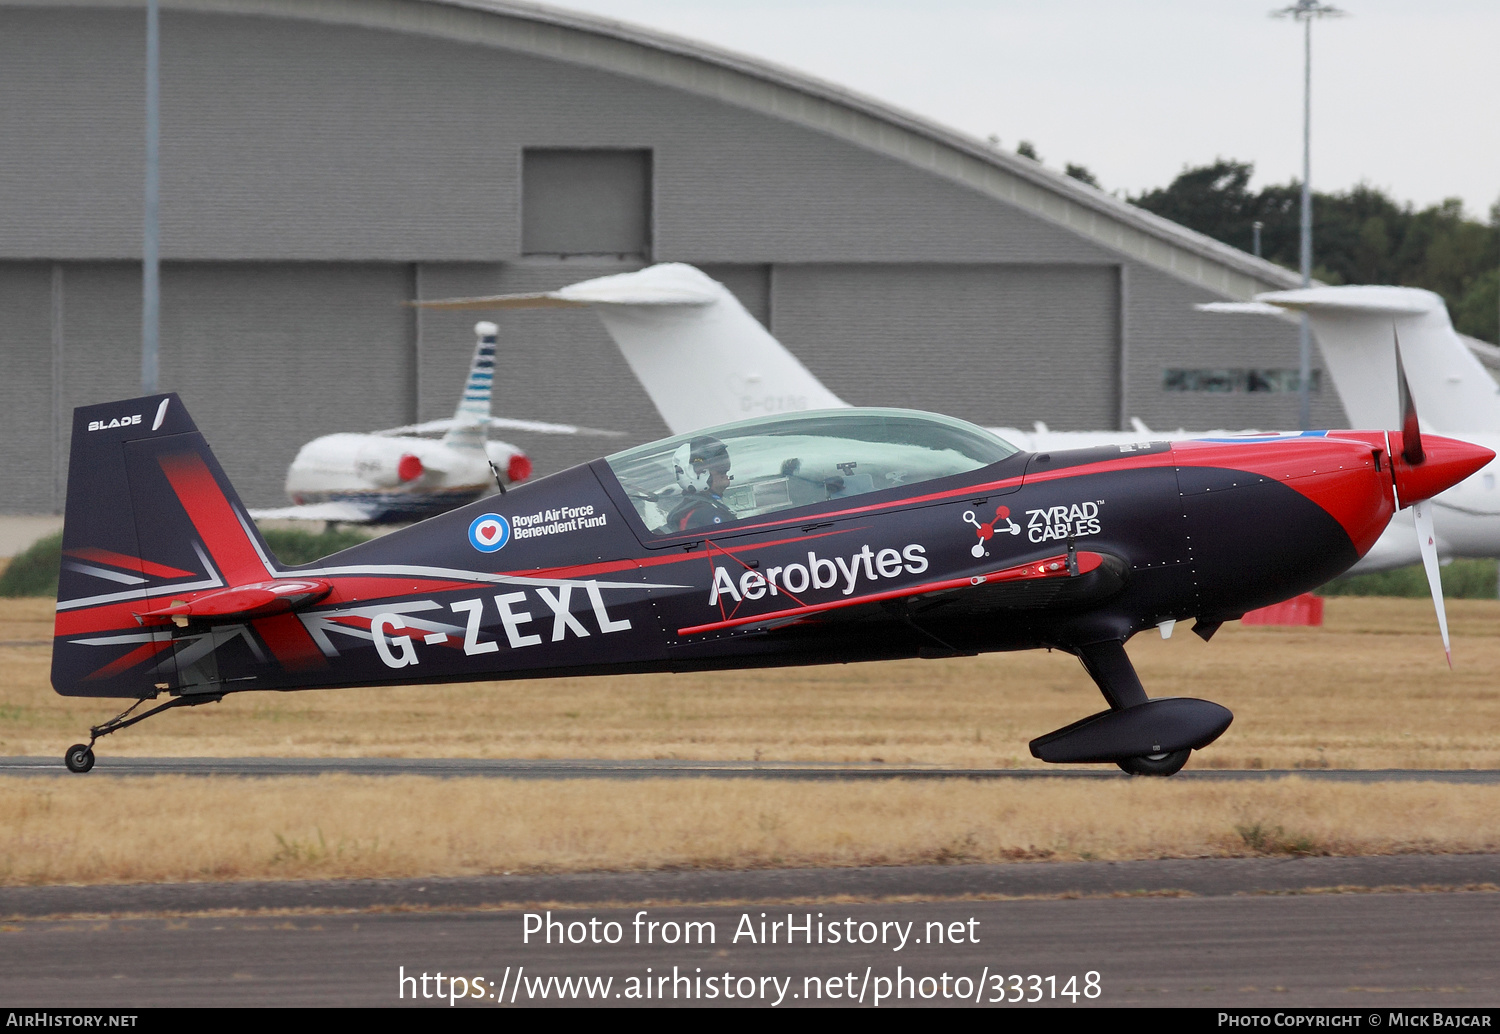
373;416;622;438
411;265;722;311
1194;301;1292;317
247;501;379;523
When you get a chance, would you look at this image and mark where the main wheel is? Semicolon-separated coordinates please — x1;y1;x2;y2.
1117;748;1190;776
64;743;95;774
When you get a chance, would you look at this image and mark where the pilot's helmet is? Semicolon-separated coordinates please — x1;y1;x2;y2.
673;435;731;493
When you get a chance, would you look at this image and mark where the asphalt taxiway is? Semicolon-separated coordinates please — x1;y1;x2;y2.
1;856;1497;1007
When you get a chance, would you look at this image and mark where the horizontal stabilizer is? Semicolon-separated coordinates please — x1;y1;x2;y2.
1194;301;1291;316
136;579;331;627
374;416;621;438
413;263;721;311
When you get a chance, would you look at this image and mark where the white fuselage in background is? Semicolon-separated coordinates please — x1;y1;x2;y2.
281;432;524;523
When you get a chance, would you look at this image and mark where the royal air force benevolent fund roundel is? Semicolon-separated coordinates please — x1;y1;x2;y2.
468;513;511;553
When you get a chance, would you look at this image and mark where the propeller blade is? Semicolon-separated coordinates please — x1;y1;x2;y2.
1412;499;1451;668
1395;326;1424;465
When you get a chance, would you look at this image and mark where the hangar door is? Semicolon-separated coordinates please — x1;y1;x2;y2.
770;265;1121;432
10;262;417;514
159;263;417;507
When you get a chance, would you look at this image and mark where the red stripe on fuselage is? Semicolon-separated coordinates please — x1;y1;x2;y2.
678;551;1105;635
1017;452;1178;486
520;529;854;580
318;576;488;604
157;452;268;585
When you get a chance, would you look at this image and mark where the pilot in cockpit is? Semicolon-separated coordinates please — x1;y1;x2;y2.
666;435;736;532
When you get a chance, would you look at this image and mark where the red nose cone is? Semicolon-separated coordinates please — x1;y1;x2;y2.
397;454;424;482
506;453;533;483
1391;433;1494;506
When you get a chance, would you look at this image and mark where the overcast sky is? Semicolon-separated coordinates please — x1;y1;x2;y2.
550;0;1500;218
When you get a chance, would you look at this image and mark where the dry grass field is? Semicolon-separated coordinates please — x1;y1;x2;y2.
3;596;1499;769
5;595;1500;885
5;777;1499;886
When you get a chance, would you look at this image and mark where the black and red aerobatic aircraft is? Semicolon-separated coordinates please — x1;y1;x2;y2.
53;391;1490;775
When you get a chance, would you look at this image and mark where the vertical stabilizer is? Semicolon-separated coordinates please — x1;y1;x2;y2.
441;321;498;453
569;266;848;434
52;394;283;698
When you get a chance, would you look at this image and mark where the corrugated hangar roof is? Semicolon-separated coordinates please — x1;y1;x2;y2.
70;0;1302;299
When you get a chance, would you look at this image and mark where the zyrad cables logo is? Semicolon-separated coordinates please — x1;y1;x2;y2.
1026;502;1102;543
468;513;511;553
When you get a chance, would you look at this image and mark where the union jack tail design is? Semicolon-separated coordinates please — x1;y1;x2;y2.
52;393;285;698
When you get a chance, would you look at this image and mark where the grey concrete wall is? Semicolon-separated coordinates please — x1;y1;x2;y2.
2;262;417;510
1122;261;1349;432
0;6;1114;266
770;264;1121;431
160;263;418;502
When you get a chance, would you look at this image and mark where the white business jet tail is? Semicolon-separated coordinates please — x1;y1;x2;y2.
439;320;499;454
416;263;848;435
1199;286;1500;433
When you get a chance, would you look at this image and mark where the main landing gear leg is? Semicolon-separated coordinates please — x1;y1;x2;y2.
1029;640;1231;774
64;693;222;774
1077;640;1190;777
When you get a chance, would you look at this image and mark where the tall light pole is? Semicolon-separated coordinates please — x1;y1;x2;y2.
1273;0;1344;430
142;0;160;394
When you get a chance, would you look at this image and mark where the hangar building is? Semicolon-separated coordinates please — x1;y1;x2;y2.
1;0;1329;515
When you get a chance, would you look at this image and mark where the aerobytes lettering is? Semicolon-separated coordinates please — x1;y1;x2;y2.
709;544;928;606
1026;501;1102;543
87;414;142;432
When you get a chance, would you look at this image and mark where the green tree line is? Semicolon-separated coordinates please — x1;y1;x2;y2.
1130;159;1500;343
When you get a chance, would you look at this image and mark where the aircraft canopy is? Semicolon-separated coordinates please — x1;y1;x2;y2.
606;408;1018;535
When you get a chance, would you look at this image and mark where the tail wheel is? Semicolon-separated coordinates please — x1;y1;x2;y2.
64;744;96;774
1117;748;1190;777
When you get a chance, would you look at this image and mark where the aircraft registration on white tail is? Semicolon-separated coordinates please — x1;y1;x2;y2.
249;322;619;525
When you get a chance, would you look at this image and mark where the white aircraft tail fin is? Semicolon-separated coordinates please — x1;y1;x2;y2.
441;322;497;453
418;264;847;435
1201;286;1500;433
